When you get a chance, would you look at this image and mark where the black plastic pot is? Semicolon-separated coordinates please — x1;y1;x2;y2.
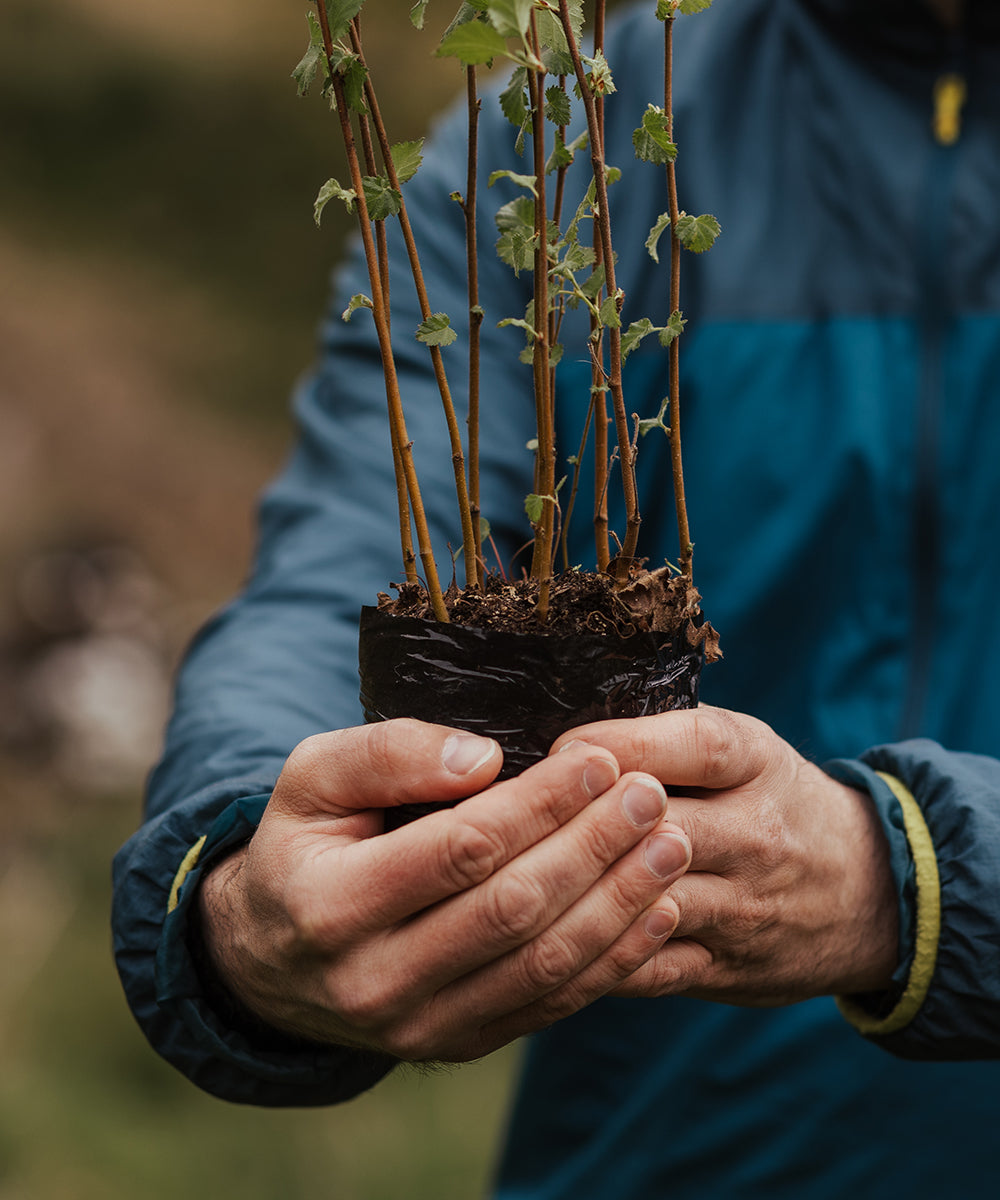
358;605;702;826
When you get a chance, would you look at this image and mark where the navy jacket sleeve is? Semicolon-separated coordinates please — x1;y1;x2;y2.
828;741;1000;1060
111;96;538;1105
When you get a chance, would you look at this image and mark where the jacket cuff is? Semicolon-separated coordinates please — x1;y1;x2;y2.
824;768;940;1036
116;790;394;1105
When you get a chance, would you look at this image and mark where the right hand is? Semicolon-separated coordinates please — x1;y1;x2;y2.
197;718;690;1063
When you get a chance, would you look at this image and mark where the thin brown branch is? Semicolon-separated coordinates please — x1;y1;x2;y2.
526;55;556;618
349;20;479;590
558;0;640;580
665;16;693;577
316;7;447;618
466;66;485;588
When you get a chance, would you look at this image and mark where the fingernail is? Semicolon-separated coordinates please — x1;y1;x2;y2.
442;733;497;775
644;833;690;880
622;778;667;827
643;909;677;939
583;757;619;798
558;738;585;754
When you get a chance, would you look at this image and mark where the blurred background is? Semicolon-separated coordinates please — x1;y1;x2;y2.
0;1;520;1195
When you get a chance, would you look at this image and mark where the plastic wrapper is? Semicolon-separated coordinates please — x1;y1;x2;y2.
358;605;702;826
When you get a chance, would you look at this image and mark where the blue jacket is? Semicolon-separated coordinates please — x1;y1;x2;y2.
114;0;1000;1194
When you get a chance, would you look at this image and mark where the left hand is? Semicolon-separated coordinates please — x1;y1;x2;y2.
552;706;899;1005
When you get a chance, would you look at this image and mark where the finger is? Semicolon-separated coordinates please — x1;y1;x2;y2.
269;719;504;818
550;706;778;793
396;781;684;988
655;793;757;874
461;871;689;1055
318;741;624;929
609;937;715;999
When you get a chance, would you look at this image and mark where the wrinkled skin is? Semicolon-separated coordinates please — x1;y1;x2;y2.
199;707;896;1062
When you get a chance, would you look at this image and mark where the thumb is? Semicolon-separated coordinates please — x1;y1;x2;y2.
269;718;503;818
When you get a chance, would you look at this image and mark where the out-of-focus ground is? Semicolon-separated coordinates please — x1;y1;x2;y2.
0;2;517;1196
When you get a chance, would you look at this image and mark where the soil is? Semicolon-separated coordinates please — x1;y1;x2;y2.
378;566;722;661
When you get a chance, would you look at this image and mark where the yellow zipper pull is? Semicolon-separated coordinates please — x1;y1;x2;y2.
933;72;967;146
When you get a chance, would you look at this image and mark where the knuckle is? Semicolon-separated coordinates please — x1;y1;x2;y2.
282;733;330;790
363;719;409;776
519;930;581;992
439;817;507;892
690;709;738;786
283;881;335;952
724;883;774;947
477;869;548;945
692;708;774;788
328;972;398;1033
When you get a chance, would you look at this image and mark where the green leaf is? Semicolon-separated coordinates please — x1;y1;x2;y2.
659;309;687;345
497;230;534;274
638;397;670;437
579;262;606;300
390;139;424;184
325;0;365;41
498;315;540;338
314;177;356;224
546;131;574;174
622;317;656;359
499;67;529;129
416;313;458;347
679;0;714;14
575;50;616;99
495;195;535;236
545;86;572;128
535;1;581;73
341;293;373;321
441;2;484;43
645;212;671;262
525;493;547;524
410;0;429;29
485;0;533;40
361;175;402;221
348;56;369;110
292;43;324;97
488;169;538;196
655;0;673;18
675;211;721;253
633;105;677;165
598;293;621;329
561;241;596;274
437;19;507;64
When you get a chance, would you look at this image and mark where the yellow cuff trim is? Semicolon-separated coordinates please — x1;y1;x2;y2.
837;772;941;1037
167;836;208;915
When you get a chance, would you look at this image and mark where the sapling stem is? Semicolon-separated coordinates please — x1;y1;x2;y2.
526;45;556;619
664;12;693;577
591;1;610;574
557;0;641;581
465;65;485;588
315;4;447;620
348;21;479;590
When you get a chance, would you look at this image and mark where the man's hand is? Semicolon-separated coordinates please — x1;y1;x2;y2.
553;707;899;1006
198;719;691;1062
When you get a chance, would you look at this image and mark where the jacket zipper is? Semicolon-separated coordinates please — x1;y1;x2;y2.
897;64;967;740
